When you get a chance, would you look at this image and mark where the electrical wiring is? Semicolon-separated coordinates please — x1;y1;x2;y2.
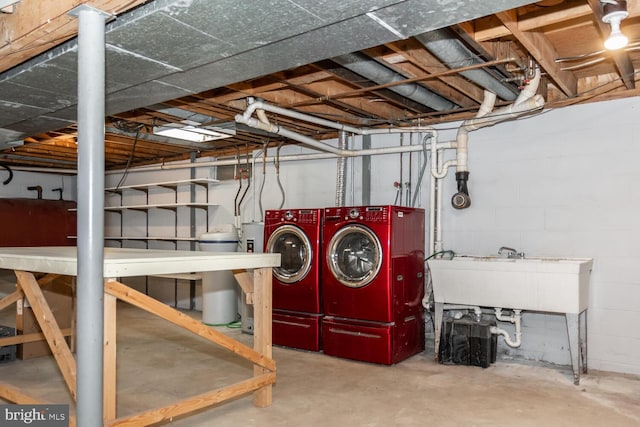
114;121;144;190
0;162;13;185
258;140;269;221
275;141;286;209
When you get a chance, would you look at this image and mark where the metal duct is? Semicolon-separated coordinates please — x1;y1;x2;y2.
335;131;348;206
332;52;458;111
414;29;518;101
0;0;538;145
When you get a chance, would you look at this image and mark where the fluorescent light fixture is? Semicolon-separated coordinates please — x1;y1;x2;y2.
153;124;235;142
602;1;629;50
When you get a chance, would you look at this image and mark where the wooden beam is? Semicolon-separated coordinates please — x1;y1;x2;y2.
0;0;148;73
14;270;77;400
292;58;515;108
0;328;73;347
36;273;64;287
105;373;276;427
496;9;578;97
232;269;254;304
252;267;273;407
103;288;118;424
0;382;48;404
104;280;275;372
0;288;22;311
383;41;483;104
0;383;77;427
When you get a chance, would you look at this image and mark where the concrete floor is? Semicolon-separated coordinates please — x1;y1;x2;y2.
1;294;640;426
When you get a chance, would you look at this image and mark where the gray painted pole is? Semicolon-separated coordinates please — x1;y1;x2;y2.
71;5;110;426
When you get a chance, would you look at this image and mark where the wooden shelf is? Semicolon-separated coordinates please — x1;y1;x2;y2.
105;236;199;242
104;202;216;212
105;178;219;194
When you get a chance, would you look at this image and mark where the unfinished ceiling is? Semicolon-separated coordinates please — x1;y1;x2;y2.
0;0;639;172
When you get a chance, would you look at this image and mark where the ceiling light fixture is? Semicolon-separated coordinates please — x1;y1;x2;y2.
601;0;629;50
153;123;235;143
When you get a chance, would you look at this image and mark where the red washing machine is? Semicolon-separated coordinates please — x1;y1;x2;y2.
264;208;323;351
321;205;425;364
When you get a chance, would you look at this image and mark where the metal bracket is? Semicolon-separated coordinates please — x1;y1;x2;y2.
68;4;113;20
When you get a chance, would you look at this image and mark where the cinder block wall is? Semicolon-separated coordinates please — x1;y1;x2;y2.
442;96;640;375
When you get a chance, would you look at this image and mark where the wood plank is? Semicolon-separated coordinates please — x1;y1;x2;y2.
252;267;273;407
14;270;77;400
104;280;275;372
0;0;148;73
0;382;48;404
0;288;23;311
153;273;203;281
36;273;63;287
0;383;77;427
105;372;276;427
232;269;254;304
103;288;118;424
496;9;578;97
0;328;73;347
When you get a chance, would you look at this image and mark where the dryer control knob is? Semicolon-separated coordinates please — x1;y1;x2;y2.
348;208;360;219
284;210;294;220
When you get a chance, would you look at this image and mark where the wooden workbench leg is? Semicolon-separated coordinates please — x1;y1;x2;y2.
252;267;273;407
103;282;117;423
14;270;77;400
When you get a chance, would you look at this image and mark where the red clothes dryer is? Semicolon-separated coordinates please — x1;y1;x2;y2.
322;205;425;322
321;205;425;364
264;208;323;351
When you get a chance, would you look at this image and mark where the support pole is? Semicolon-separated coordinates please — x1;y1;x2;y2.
70;5;110;426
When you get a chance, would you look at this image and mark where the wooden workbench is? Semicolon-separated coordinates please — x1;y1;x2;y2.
0;247;280;426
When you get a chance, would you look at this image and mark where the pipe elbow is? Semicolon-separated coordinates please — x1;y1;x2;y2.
256;108;270;125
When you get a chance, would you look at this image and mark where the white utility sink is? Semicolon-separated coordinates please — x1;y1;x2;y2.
427;254;594;385
427;255;593;313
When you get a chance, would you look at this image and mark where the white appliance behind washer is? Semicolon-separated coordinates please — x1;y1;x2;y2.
239;222;264;334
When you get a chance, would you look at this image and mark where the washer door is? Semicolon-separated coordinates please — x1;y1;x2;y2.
266;224;312;284
327;224;382;288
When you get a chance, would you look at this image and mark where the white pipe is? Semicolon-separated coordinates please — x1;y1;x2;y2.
428;151;436;254
445;304;483;319
434;149;444;253
238;98;436;136
491;308;522;348
236;114;438;158
103;142;435;175
455;91;497;173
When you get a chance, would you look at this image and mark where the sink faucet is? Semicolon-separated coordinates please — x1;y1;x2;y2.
498;246;525;259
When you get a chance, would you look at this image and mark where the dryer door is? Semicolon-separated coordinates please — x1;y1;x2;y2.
327;224;382;288
266;224;312;284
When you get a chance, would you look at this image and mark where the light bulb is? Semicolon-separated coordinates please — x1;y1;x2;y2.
602;4;629;51
604;18;629;50
605;29;628;50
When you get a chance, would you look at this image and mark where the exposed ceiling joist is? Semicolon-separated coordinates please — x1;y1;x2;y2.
496;9;578;97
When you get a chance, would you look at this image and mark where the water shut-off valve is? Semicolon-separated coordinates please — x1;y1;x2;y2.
451;171;471;209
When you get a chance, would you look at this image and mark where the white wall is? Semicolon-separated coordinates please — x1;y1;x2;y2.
0;169;76;200
441;96;640;375
111;96;640;376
